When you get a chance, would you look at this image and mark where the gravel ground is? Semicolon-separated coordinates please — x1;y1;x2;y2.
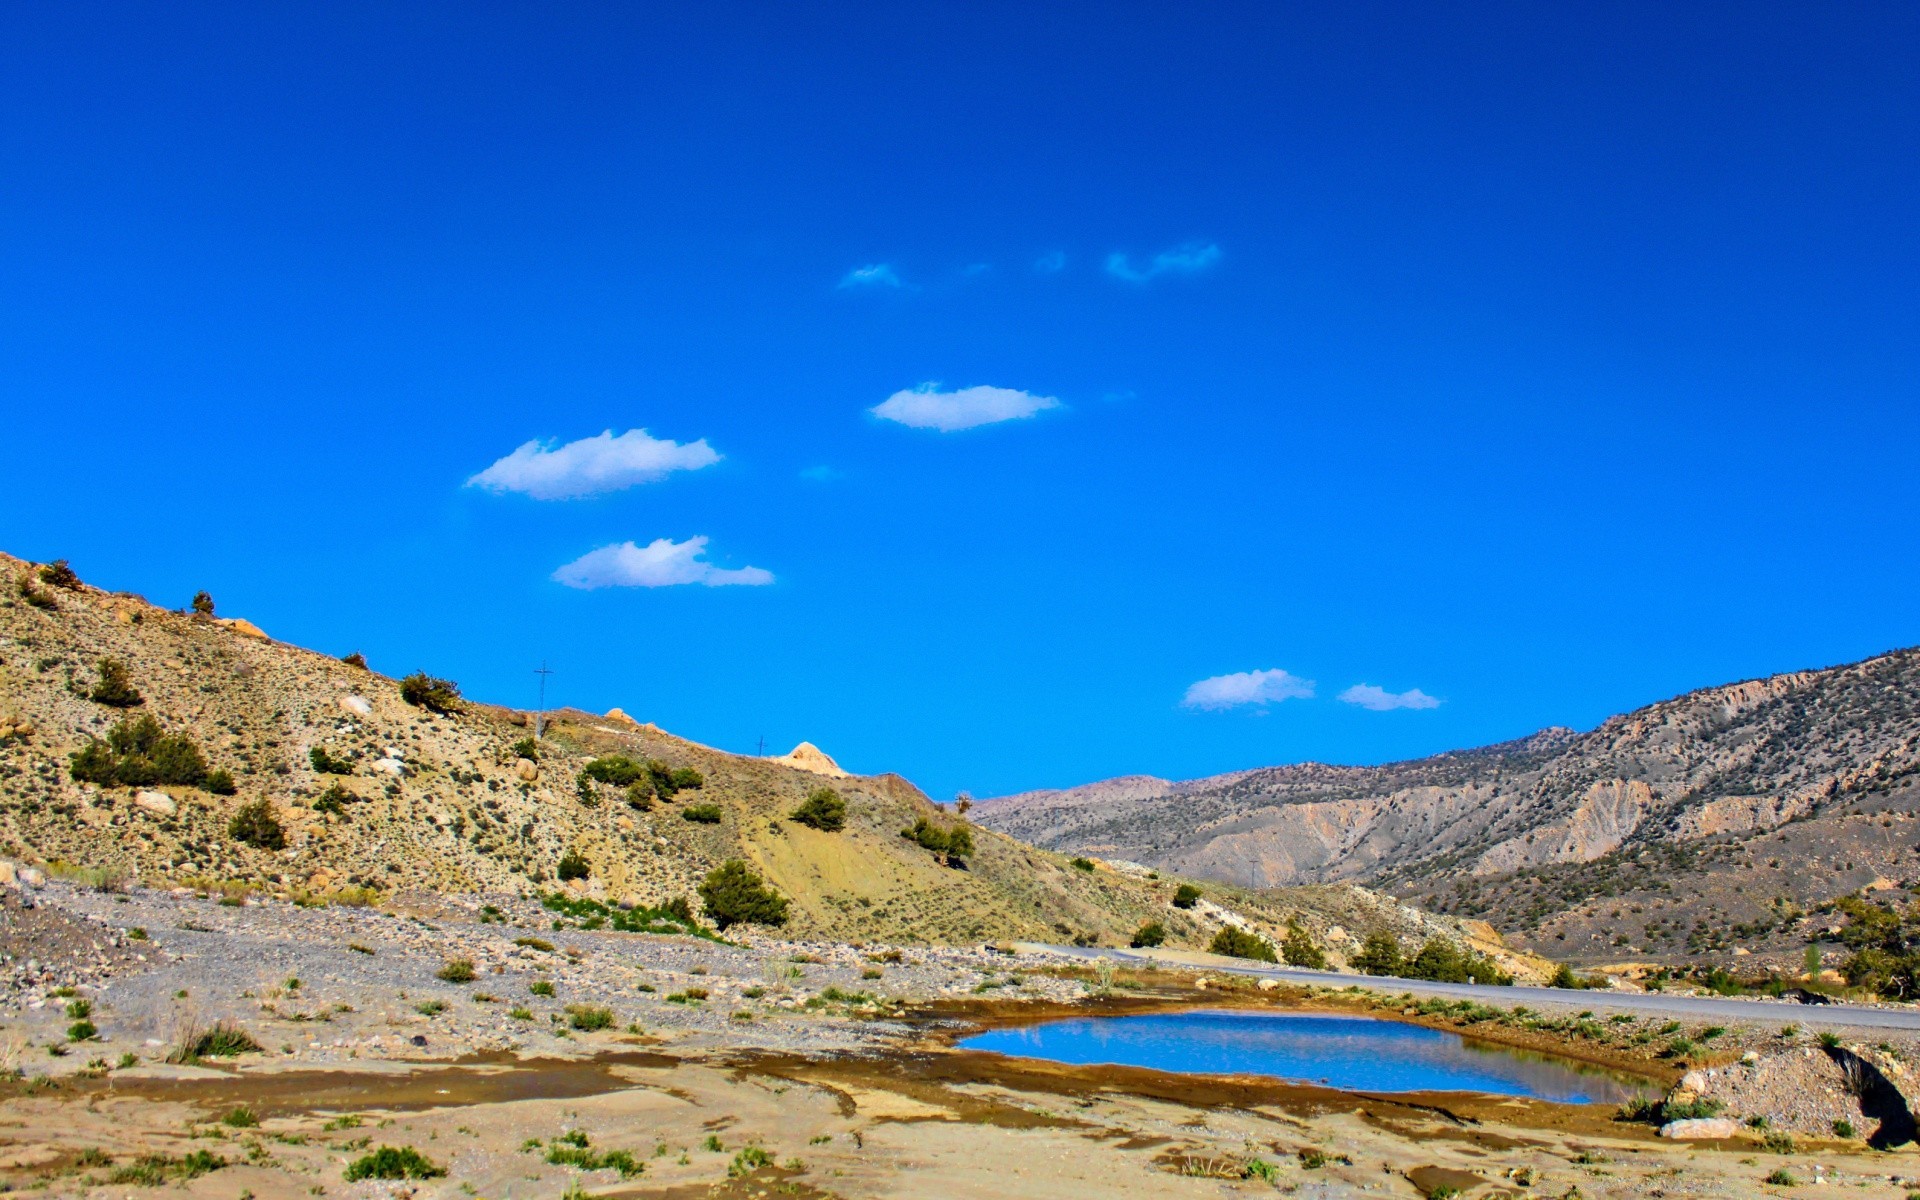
1;875;1088;1073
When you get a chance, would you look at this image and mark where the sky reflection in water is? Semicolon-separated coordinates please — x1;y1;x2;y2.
959;1010;1648;1104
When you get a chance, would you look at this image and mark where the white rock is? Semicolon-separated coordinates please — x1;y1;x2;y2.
1679;1070;1710;1092
0;861;15;888
1659;1118;1740;1140
134;790;178;817
18;867;46;887
1257;978;1280;990
339;695;372;717
515;758;538;782
373;758;407;776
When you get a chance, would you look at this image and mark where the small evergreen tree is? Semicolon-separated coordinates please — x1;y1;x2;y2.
191;591;215;616
1131;921;1167;948
89;659;144;708
789;788;847;831
341;651;368;669
38;560;81;590
1281;919;1327;969
556;851;590;882
1172;884;1202;909
1350;930;1405;976
310;746;354;775
698;860;788;930
228;799;285;850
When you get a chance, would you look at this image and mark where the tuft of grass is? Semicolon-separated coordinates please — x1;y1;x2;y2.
436;958;476;983
171;1022;263;1063
1765;1168;1797;1185
727;1146;772;1178
529;979;556;997
565;1005;615;1031
220;1105;259;1128
342;1146;445;1181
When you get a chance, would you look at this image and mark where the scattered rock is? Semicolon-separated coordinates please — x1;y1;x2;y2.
338;694;372;717
134;790;178;817
1659;1117;1740;1140
515;758;539;782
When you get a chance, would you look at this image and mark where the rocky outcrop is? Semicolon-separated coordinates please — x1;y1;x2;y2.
773;742;848;778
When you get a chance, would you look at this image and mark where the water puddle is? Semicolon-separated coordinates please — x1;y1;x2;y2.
958;1009;1650;1104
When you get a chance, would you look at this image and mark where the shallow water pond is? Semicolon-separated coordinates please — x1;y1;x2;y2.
958;1009;1649;1104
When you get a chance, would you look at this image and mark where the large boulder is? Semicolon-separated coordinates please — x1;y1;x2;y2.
1659;1118;1740;1140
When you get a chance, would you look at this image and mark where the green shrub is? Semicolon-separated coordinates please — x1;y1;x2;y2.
203;769;236;795
790;788;847;831
436;958;476;983
1834;1119;1856;1138
1549;962;1588;989
70;714;212;789
227;799;285;850
343;1146;445;1181
1349;930;1405;976
38;559;81;590
310;746;354;775
582;755;643;786
1281;920;1328;969
174;1022;262;1061
312;781;355;816
698;860;789;930
220;1105;258;1127
341;651;367;669
190;591;215;616
668;766;704;791
1071;857;1095;872
66;1020;97;1041
566;1004;614;1031
728;1146;773;1178
1765;1168;1797;1185
510;737;539;761
1403;938;1513;986
1209;926;1278;963
1131;921;1167;948
398;672;461;713
1661;1097;1723;1121
89;659;145;707
1172;884;1201;909
944;825;974;860
556;851;590;881
529;980;556;997
624;779;655;810
682;804;723;824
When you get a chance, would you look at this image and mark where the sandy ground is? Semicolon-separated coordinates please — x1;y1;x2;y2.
9;880;1920;1198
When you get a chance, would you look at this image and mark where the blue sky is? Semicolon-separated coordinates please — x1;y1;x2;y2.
4;2;1917;798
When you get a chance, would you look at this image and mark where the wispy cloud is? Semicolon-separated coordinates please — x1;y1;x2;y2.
1034;251;1066;273
839;263;904;289
552;537;774;590
1105;243;1222;283
1339;684;1441;711
869;383;1061;433
1182;669;1315;711
467;429;720;501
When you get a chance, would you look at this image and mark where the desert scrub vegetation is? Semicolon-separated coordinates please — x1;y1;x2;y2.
789;787;847;831
309;745;354;775
698;860;789;930
398;671;462;713
436;958;477;983
579;754;703;799
1208;925;1279;962
169;1021;263;1063
556;851;590;881
227;799;286;850
1172;883;1202;908
539;892;714;939
565;1004;615;1031
343;1146;445;1181
88;658;144;707
900;816;974;865
70;714;215;789
1131;921;1167;948
681;803;723;824
1348;930;1511;985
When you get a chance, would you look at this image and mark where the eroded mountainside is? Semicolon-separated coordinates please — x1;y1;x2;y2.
0;552;1520;967
979;650;1920;965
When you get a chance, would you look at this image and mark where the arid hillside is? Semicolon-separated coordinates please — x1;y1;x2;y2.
0;552;1525;969
979;649;1920;967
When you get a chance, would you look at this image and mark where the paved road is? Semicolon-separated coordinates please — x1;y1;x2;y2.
1035;943;1920;1033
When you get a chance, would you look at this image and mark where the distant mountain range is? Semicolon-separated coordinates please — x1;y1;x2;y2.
977;649;1920;966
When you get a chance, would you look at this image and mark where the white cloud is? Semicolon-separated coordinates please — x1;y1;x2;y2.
1034;251;1066;273
1105;242;1222;282
839;263;904;289
467;429;719;501
552;537;774;590
1182;669;1315;711
869;383;1061;433
1339;684;1442;711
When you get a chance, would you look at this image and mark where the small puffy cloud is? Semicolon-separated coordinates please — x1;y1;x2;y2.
1034;250;1066;273
870;383;1061;433
1106;242;1222;282
467;429;719;501
1339;684;1442;711
839;263;903;289
552;537;773;590
1182;669;1315;711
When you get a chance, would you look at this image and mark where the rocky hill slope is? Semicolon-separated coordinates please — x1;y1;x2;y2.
978;649;1920;967
0;552;1523;971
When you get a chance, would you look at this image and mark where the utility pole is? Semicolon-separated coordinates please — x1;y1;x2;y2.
756;735;766;757
533;662;553;739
